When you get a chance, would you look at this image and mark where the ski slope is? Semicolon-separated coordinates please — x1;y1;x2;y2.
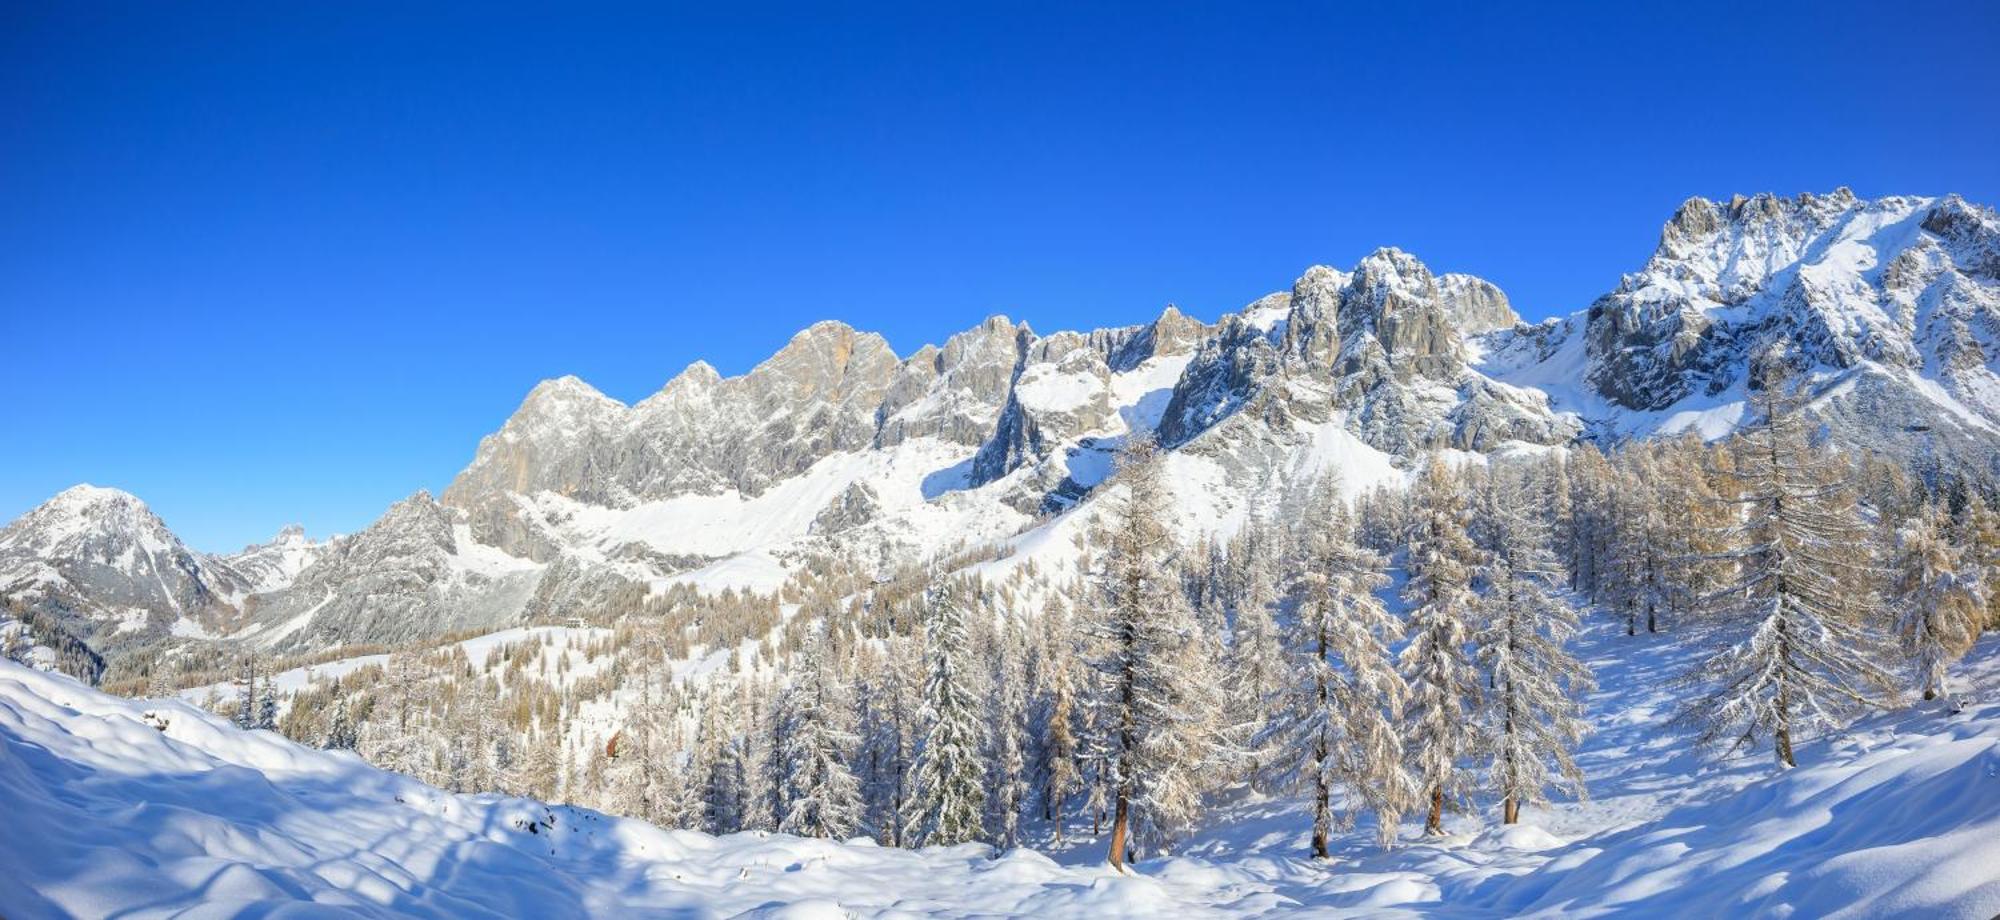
1;632;1997;918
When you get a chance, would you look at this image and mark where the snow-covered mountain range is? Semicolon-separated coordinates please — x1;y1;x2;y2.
7;190;1998;668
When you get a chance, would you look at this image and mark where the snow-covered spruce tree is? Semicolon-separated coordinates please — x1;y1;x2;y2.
740;675;781;832
777;624;864;839
903;576;989;848
1675;368;1898;767
1400;456;1486;836
867;632;922;846
694;680;748;834
1084;436;1222;870
322;694;358;750
233;654;259;730
1032;591;1084;842
1474;464;1592;825
986;616;1031;849
1890;504;1985;701
1262;477;1414;858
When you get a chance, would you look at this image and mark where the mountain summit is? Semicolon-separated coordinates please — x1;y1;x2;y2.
6;191;1998;667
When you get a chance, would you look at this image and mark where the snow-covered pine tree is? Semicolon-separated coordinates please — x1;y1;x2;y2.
1676;364;1898;767
1400;456;1485;836
1474;463;1593;825
778;624;864;839
1262;477;1413;857
694;679;747;834
234;654;259;730
1084;437;1221;870
903;576;989;848
322;693;358;750
1890;504;1985;701
871;631;921;846
738;675;780;832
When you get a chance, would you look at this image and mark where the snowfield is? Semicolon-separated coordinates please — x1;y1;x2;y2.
3;631;1997;918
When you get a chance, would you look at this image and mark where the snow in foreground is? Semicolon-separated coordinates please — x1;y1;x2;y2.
2;639;1999;919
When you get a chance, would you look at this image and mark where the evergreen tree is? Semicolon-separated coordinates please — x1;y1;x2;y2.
778;625;864;839
904;576;989;847
322;693;359;750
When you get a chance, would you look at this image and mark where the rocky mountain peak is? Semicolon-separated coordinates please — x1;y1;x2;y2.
2;485;167;554
1436;273;1520;335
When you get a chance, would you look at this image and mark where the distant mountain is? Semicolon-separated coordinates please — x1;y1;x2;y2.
7;190;1997;669
0;486;306;656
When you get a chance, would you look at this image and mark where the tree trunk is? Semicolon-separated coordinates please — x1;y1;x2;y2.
1311;768;1331;859
1775;683;1796;768
1107;793;1130;872
1503;796;1519;825
1311;628;1332;860
1425;787;1445;835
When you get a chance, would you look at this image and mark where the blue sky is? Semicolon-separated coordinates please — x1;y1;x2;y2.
4;2;1997;551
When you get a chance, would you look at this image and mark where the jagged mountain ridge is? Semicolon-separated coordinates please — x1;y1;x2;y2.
6;189;1998;664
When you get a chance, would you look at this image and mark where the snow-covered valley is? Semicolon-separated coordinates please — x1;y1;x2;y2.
3;628;1995;918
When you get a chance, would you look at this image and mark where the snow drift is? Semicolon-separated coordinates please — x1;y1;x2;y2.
3;640;1998;919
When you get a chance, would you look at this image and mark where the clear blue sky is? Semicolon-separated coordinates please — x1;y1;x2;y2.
4;2;1996;551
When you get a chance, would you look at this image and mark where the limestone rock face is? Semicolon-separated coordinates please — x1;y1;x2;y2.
15;188;2000;668
242;491;542;652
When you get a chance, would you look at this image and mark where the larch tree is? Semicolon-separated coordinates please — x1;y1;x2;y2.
1085;436;1220;870
1890;504;1985;701
1474;464;1592;825
1400;456;1486;836
1958;494;2000;632
1263;478;1414;858
1032;592;1084;842
903;576;989;847
1676;367;1898;767
1225;520;1289;759
986;617;1031;849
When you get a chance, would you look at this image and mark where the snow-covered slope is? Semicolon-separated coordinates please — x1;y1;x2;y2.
3;635;1996;918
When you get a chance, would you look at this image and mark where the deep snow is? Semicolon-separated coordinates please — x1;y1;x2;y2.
2;629;1997;918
